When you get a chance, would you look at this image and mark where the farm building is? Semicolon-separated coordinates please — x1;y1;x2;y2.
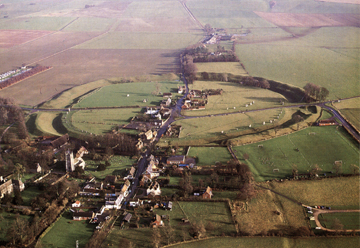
73;211;94;221
167;155;185;165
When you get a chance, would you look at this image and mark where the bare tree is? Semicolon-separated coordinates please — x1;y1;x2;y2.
152;228;162;248
162;225;174;245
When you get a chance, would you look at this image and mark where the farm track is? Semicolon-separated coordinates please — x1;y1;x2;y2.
180;1;204;29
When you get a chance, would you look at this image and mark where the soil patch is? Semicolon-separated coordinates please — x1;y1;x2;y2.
0;29;52;48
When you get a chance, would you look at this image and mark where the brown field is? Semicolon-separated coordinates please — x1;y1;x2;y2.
115;17;197;32
254;12;360;27
0;30;53;48
316;0;360;4
0;49;180;106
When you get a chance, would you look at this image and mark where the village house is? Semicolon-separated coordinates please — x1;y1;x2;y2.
72;201;81;208
150;214;164;228
167;155;185;165
123;213;132;222
65;146;88;172
50;134;69;150
163;92;172;99
0;178;25;198
73;211;94;221
124;166;136;180
178;86;186;94
202;186;213;199
104;175;117;185
147;181;161;196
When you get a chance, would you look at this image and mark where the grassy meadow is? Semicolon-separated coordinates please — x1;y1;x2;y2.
84;155;135;180
75;32;202;50
70;108;142;135
40;210;95;248
236;27;360;99
233;126;360;181
184;80;287;116
21;186;42;206
74;81;181;108
268;176;360;208
195;62;248;75
333;97;360;131
318;212;360;230
168;236;360;248
187;147;233;166
103;201;235;247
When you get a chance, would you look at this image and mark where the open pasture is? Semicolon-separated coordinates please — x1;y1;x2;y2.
195;62;248;75
233;126;360;181
75;32;202;50
84;155;135;180
236;28;360;99
254;12;360;27
0;30;52;48
187;146;233;166
71;108;142;135
178;108;281;138
184;80;287;116
235;188;307;235
40;210;95;248
268;176;360;208
318;212;360;230
168;236;360;248
333;97;360;131
74;81;181;108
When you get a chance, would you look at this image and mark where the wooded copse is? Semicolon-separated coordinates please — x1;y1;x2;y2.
304;83;329;102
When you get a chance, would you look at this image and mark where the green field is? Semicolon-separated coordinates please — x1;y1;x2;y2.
74;81;181;108
233;126;360;181
21;186;42;206
236;27;360;99
84;155;135;180
185;80;287;116
70;108;142;135
178;108;287;137
333;98;360;131
318;212;360;230
268;176;360;208
195;62;248;75
103;201;235;247
63;17;116;32
0;16;76;31
75;32;202;49
168;236;360;248
187;147;233;166
40;210;95;248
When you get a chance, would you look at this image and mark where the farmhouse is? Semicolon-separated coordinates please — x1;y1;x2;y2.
163;93;172;98
50;134;69;149
147;181;161;196
0;178;25;198
202;186;213;199
73;211;94;221
167;155;185;165
150;214;164;228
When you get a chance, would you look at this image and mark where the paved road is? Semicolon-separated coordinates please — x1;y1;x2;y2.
125;74;189;201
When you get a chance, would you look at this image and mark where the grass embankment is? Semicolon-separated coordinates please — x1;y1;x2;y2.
233;126;359;181
40;210;95;248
